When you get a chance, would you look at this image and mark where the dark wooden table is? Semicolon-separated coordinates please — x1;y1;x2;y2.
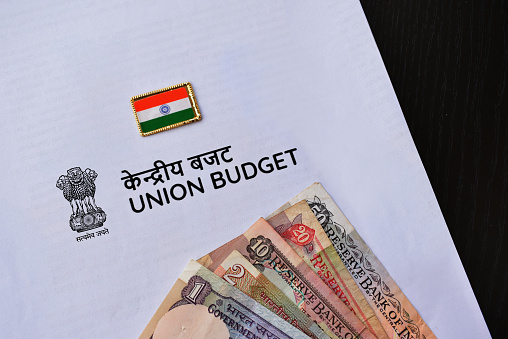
359;1;508;337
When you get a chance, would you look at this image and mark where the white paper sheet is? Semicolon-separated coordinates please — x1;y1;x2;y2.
0;0;490;338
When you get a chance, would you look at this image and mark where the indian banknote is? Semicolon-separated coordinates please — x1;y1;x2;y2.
271;183;436;339
139;260;311;339
214;250;330;339
267;200;389;339
198;218;376;339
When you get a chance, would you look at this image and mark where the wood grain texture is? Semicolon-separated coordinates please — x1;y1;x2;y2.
359;1;508;337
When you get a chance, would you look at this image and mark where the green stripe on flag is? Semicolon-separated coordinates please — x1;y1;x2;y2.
140;108;195;133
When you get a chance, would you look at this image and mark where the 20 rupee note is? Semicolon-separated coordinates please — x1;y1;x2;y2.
267;200;388;339
272;183;436;339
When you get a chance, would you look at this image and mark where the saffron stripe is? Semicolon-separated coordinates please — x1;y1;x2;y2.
140;108;195;133
134;87;189;112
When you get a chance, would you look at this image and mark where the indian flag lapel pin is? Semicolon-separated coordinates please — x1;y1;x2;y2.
131;82;201;136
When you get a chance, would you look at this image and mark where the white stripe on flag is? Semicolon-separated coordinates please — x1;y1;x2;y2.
137;97;192;123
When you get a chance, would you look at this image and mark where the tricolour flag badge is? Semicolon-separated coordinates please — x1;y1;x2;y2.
131;82;201;136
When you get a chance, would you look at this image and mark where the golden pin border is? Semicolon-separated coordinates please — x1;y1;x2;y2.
130;82;202;137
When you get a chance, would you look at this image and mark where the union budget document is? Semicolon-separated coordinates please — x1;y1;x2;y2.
0;0;490;338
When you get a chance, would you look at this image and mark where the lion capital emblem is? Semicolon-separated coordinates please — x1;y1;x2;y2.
56;167;107;232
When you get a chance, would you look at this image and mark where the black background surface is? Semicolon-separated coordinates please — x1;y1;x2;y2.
359;1;507;337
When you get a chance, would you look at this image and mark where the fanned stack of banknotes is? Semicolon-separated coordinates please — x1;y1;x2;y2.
140;183;435;339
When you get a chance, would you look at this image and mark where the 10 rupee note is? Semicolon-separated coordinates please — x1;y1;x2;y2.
198;218;376;339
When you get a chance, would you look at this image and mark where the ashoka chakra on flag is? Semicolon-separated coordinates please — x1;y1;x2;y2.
131;82;201;136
